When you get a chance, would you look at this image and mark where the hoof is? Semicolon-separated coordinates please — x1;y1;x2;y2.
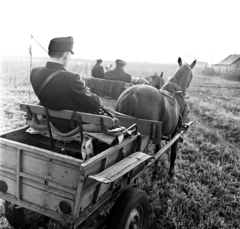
168;169;175;178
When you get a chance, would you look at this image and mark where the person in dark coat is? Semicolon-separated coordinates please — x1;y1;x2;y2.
104;59;132;83
92;59;104;78
30;36;103;132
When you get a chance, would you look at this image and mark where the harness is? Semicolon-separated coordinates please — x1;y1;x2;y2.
160;81;190;137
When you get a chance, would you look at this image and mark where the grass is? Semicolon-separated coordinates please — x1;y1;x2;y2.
0;58;240;228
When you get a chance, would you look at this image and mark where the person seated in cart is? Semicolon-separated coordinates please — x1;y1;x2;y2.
30;36;103;133
104;59;132;83
91;59;105;79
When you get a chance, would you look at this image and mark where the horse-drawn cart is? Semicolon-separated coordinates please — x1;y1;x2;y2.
0;79;193;229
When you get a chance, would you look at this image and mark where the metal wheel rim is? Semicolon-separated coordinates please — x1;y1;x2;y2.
125;206;143;229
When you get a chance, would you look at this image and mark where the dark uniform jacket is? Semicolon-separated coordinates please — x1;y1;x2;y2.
104;68;132;83
30;62;103;132
92;64;104;79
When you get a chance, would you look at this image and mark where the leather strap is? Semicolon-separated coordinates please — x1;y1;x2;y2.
36;70;64;97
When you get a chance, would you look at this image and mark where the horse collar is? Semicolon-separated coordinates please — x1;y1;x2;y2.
169;81;181;91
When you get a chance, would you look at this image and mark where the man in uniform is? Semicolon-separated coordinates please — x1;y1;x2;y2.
30;36;103;132
104;59;132;83
92;59;104;78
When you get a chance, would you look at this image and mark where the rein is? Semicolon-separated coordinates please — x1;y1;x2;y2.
103;107;135;118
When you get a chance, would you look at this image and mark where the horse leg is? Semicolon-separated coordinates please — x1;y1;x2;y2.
169;140;178;178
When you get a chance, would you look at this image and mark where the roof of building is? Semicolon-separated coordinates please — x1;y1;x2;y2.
215;54;240;66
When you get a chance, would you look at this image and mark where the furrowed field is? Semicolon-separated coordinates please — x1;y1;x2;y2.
0;56;240;229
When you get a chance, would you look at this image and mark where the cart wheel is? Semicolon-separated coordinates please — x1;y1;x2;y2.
107;187;150;229
4;201;48;229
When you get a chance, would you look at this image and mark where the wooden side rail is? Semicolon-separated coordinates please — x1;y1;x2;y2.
20;103;162;144
20;103;116;128
85;78;132;99
88;152;153;184
115;115;162;145
86;78;132;89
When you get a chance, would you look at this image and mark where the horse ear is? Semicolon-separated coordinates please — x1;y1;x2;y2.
190;60;197;69
178;57;182;67
160;72;163;78
110;64;112;68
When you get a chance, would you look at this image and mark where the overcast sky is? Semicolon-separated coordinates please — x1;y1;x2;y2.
1;0;239;64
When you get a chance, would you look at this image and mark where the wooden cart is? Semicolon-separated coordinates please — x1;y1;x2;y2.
0;100;192;229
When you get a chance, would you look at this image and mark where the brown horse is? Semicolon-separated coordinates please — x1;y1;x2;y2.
115;57;196;177
131;72;165;89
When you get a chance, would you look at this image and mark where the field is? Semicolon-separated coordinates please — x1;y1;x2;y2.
0;57;240;229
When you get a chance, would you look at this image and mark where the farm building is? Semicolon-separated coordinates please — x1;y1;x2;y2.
213;54;240;75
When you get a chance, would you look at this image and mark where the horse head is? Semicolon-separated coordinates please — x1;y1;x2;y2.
131;73;164;89
149;72;165;89
171;57;196;94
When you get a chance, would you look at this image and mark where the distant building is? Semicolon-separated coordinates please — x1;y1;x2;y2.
213;54;240;75
196;61;208;66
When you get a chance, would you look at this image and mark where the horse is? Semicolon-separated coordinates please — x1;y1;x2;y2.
105;64;112;72
131;72;165;89
115;57;196;177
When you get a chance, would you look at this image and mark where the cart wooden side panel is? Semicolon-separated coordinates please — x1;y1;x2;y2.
0;129;141;224
0;103;163;227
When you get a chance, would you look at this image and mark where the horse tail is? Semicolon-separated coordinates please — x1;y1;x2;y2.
116;91;138;116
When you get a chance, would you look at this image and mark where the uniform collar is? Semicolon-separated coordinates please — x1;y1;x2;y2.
46;61;67;71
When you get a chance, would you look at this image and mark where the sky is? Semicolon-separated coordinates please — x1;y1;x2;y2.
1;0;240;64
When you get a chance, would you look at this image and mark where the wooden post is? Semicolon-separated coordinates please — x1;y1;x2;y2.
16;149;22;200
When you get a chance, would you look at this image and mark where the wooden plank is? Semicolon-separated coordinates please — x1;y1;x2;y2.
20;103;115;128
0;145;18;169
0;193;69;223
21;153;81;188
0;144;81;189
20;172;76;195
114;116;162;144
16;149;22;199
140;136;149;152
73;178;86;217
0;138;82;166
0;126;30;142
81;135;138;170
93;157;108;203
23;150;81;170
22;181;75;212
86;78;132;99
0;171;76;200
89;152;153;183
81;181;103;210
0;164;16;174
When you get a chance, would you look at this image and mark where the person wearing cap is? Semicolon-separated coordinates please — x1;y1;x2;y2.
30;36;103;132
91;59;104;79
104;59;132;83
